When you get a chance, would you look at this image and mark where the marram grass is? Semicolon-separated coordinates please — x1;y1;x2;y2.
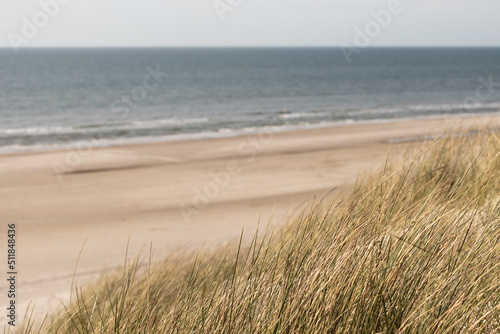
14;128;500;333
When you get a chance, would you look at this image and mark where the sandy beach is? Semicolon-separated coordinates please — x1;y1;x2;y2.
0;115;498;323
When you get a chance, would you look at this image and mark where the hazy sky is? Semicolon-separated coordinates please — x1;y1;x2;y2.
1;0;500;48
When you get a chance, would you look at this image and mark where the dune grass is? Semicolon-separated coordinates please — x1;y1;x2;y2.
15;127;500;333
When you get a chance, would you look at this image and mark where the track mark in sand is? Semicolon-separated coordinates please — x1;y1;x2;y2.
69;163;159;175
68;152;183;175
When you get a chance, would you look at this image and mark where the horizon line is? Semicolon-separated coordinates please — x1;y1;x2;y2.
2;45;500;49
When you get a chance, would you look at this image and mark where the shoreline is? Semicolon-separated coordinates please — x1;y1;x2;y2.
1;111;499;157
0;114;499;325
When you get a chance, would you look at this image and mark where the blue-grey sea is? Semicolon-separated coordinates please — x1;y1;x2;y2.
1;47;499;153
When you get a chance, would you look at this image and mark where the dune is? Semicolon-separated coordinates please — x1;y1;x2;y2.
0;114;498;325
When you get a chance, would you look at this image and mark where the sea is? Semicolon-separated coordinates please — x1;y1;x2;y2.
1;47;499;153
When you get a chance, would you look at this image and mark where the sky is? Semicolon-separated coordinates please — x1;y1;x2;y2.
1;0;500;48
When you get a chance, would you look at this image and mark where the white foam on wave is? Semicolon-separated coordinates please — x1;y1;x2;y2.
278;112;328;119
132;117;210;127
408;101;500;112
0;117;212;137
0;125;75;135
408;103;463;112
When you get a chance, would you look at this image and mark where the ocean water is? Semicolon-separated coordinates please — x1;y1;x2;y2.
0;47;499;153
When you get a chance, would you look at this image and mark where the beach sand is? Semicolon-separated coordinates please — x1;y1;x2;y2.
0;115;498;324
